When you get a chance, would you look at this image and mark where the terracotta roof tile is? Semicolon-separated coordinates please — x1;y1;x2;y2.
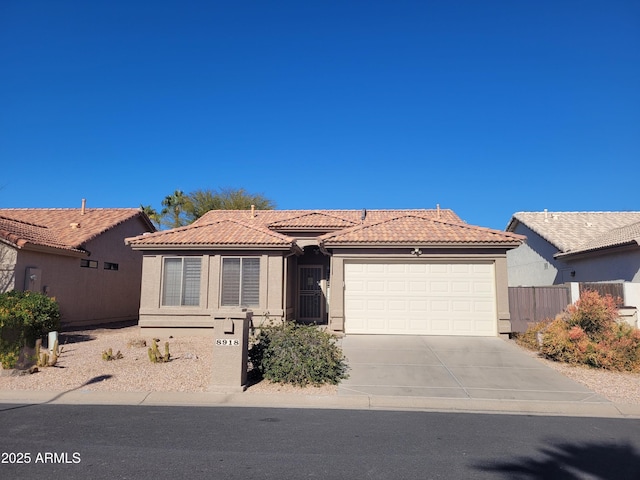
128;209;520;250
0;208;151;252
320;215;524;246
127;219;293;248
196;209;463;226
268;212;358;230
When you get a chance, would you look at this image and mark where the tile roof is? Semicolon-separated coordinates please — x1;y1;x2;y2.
506;211;640;254
320;214;524;246
195;209;463;226
128;209;523;249
126;219;294;248
267;212;358;230
556;221;640;258
0;208;152;253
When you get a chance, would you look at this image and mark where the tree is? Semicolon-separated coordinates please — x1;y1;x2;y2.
140;205;161;229
183;188;275;223
160;190;188;228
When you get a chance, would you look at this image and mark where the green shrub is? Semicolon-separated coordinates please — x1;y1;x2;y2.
249;322;349;387
0;291;61;368
0;348;19;369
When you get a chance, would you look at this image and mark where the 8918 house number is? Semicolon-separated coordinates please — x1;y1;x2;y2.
215;339;240;346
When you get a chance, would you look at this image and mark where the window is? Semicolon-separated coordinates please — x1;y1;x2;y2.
221;257;260;307
162;257;201;306
104;262;119;271
80;259;98;269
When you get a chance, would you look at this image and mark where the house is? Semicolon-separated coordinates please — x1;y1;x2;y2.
505;211;640;286
126;208;524;337
0;202;155;328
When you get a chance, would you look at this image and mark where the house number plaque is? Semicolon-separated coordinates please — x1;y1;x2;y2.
215;339;240;346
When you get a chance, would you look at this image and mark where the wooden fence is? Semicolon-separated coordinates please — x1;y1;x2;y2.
579;282;625;306
508;286;571;333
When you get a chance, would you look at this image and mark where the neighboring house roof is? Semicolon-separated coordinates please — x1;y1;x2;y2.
127;209;523;250
0;208;155;255
555;221;640;258
506;211;640;257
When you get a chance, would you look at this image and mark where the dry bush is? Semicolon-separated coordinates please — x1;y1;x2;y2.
522;290;640;372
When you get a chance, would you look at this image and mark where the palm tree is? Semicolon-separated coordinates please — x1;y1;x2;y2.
140;205;162;229
160;190;188;228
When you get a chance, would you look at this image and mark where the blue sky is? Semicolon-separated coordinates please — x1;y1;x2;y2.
1;1;638;230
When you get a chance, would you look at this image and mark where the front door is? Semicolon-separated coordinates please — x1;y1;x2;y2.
298;266;324;324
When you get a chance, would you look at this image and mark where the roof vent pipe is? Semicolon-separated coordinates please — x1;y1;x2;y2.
81;198;86;215
436;204;440;219
361;208;367;222
251;204;255;218
544;209;548;222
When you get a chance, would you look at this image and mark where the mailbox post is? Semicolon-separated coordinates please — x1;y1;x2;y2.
210;311;252;392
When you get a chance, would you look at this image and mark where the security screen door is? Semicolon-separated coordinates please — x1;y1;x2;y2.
298;266;323;323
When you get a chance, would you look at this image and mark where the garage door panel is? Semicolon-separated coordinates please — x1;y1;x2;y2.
430;264;448;274
452;281;471;293
429;281;449;293
366;281;385;292
410;281;427;292
451;264;470;274
344;262;496;336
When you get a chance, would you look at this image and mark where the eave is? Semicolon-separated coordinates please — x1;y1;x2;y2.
554;241;639;261
320;241;524;250
15;242;88;258
129;243;302;254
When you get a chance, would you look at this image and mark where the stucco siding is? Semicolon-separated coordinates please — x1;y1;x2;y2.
138;251;287;332
7;216;149;327
563;249;640;283
507;224;568;286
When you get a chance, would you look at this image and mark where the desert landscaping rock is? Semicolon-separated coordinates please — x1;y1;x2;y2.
1;326;637;403
0;326;336;396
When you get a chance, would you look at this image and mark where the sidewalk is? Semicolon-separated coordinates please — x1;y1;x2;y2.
2;388;640;419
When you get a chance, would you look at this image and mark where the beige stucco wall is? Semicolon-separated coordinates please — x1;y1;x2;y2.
327;247;513;336
137;250;287;333
6;216;150;328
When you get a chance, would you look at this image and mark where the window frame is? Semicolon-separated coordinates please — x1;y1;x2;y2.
220;256;260;308
161;256;202;307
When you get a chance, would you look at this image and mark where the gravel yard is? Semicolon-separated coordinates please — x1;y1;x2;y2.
0;325;336;395
1;326;638;404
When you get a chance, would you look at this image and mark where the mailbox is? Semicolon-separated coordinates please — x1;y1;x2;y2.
210;310;252;392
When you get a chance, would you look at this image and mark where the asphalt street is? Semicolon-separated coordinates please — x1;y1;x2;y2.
1;404;639;479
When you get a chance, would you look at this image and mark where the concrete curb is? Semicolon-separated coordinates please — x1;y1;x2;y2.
1;389;640;418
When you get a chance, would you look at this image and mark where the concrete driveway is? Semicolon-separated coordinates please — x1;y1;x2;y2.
338;335;609;403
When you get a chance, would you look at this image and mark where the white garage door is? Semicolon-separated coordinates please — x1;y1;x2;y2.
344;262;497;336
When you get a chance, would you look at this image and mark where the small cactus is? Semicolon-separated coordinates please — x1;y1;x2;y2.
102;347;123;361
148;339;170;363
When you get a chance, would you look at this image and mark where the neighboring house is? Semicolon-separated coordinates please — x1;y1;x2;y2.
506;211;640;286
0;203;155;328
127;209;523;337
